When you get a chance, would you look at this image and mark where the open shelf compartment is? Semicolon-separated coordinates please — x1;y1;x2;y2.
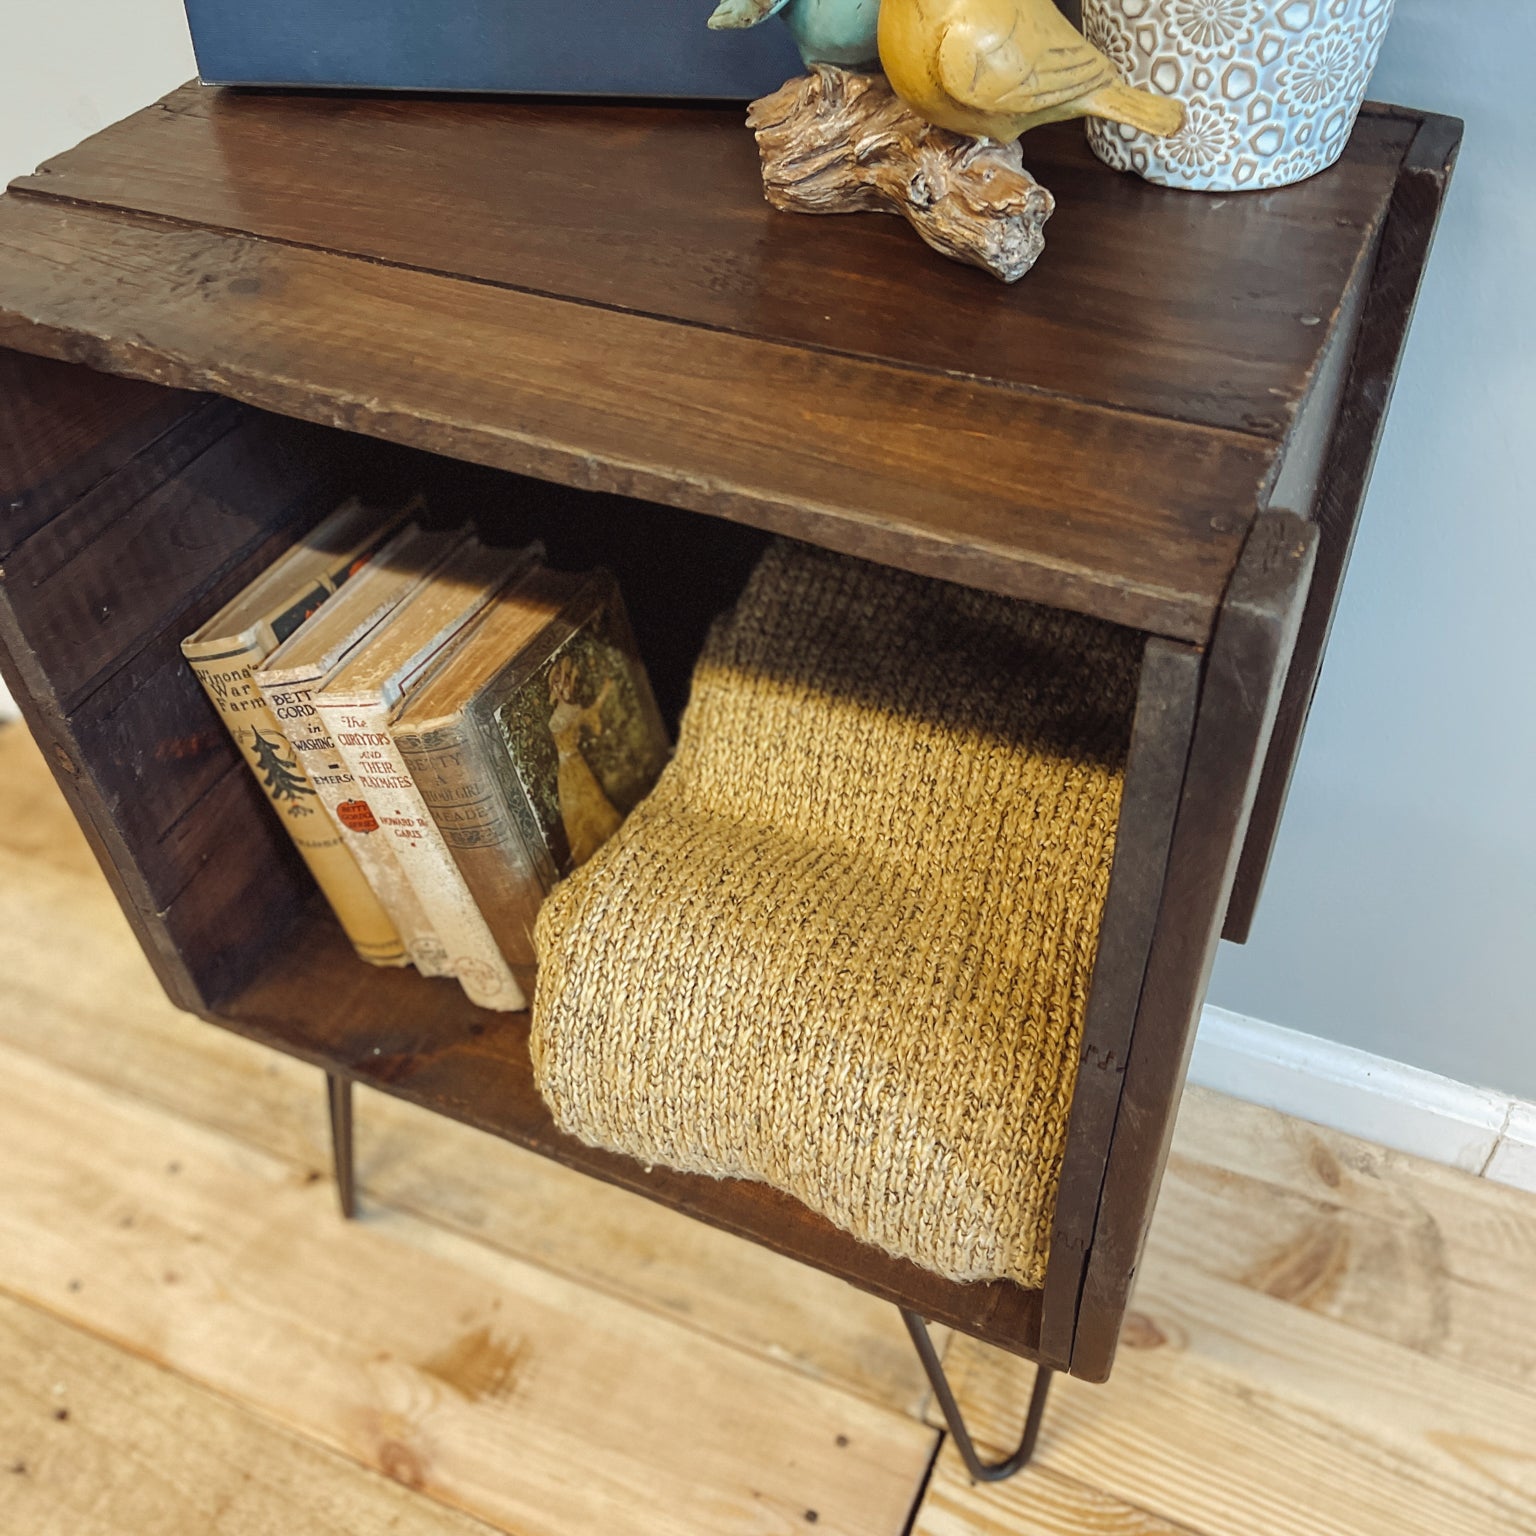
0;92;1456;1381
3;367;1171;1370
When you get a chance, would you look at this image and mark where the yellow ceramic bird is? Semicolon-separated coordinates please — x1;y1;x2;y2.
878;0;1185;143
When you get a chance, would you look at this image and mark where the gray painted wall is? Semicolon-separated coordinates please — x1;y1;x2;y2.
0;0;196;726
1209;0;1536;1101
2;2;1530;1095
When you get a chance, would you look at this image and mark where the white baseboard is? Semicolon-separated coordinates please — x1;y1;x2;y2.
1486;1103;1536;1190
1190;1006;1536;1194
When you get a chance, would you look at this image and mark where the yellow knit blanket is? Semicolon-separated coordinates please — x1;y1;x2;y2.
532;540;1141;1287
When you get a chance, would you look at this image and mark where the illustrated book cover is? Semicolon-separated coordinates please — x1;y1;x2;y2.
254;522;472;975
180;496;411;966
314;538;543;1009
393;567;669;993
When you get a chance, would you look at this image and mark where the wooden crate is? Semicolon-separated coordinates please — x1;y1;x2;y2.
0;85;1458;1381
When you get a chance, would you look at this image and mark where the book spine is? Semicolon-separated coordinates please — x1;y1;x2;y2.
264;669;453;977
184;641;407;967
327;698;528;1012
395;717;546;998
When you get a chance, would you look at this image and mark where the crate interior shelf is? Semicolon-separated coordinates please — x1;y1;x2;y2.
0;82;1458;1384
222;901;1044;1347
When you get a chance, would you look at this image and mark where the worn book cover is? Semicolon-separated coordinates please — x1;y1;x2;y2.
315;539;543;1010
254;522;471;976
180;497;412;966
394;568;669;990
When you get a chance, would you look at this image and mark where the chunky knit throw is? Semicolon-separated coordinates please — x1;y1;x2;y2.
531;541;1142;1287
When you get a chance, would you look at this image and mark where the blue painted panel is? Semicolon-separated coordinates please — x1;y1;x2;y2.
182;0;805;98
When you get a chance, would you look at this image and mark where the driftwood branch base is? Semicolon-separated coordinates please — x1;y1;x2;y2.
747;67;1055;283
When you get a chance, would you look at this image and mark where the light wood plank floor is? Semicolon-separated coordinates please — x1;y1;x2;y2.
1;722;1532;1536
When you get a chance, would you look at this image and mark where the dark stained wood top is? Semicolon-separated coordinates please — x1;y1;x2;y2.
0;195;1266;639
9;87;1406;435
0;85;1417;640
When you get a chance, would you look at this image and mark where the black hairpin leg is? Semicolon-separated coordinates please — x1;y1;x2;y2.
325;1071;356;1220
900;1308;1053;1483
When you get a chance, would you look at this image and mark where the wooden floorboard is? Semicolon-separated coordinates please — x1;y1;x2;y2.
3;719;1536;1536
0;1292;503;1536
920;1252;1536;1536
1154;1087;1536;1393
0;728;939;1420
0;1038;934;1536
916;1457;1202;1536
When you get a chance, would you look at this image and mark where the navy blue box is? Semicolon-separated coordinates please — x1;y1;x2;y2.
183;0;805;99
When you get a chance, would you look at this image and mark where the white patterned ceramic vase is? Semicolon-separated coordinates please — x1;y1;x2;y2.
1082;0;1396;191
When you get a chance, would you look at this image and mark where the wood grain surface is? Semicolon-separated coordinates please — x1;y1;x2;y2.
0;1295;501;1536
0;385;375;1010
0;348;204;557
0;92;1432;643
931;1255;1536;1536
6;410;342;713
1072;513;1318;1380
916;1456;1196;1536
0;722;945;1417
1038;637;1203;1367
0;200;1269;642
0;1037;936;1536
1156;1088;1536;1395
5;724;1534;1536
8;86;1405;439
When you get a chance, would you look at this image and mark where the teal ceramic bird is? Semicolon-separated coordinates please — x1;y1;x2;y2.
708;0;880;69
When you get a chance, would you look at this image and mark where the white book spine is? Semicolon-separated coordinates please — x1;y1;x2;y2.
324;696;528;1012
262;668;453;979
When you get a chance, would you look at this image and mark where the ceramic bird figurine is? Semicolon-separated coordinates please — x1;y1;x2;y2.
709;0;881;70
878;0;1185;143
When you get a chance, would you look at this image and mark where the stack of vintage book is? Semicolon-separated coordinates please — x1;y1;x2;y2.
182;500;670;1011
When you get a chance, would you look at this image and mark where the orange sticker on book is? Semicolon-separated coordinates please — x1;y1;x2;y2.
337;799;379;834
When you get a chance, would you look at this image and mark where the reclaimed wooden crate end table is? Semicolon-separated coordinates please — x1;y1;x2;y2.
0;84;1458;1473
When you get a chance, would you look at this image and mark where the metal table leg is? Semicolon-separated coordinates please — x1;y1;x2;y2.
325;1071;356;1220
901;1308;1053;1483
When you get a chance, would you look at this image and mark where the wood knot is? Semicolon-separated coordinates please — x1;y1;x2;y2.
1307;1138;1344;1189
1120;1311;1170;1350
1243;1220;1350;1309
378;1439;427;1490
419;1326;525;1404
